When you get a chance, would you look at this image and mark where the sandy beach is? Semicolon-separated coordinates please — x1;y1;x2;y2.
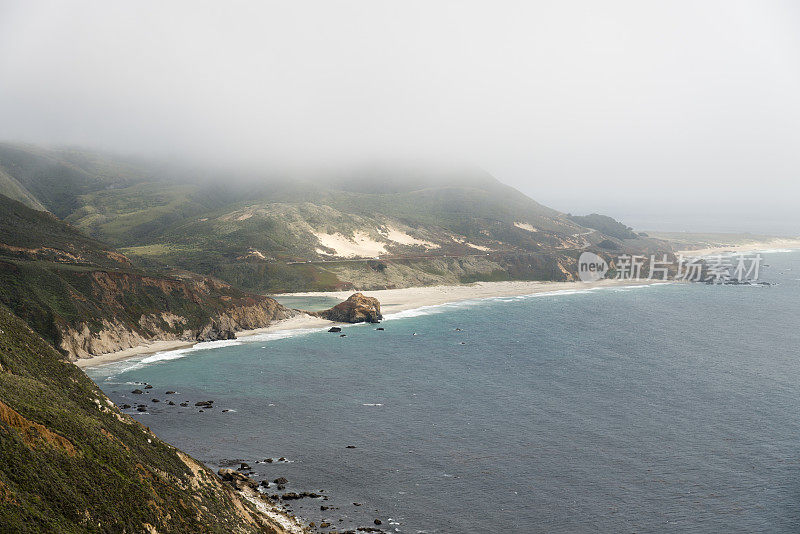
282;278;656;316
76;278;655;369
675;238;800;257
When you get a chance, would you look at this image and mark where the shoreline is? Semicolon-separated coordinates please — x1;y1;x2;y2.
74;314;334;369
281;278;659;316
74;240;798;370
675;238;800;257
77;278;653;369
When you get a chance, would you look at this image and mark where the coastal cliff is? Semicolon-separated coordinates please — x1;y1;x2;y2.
0;304;304;533
0;194;297;361
58;292;297;360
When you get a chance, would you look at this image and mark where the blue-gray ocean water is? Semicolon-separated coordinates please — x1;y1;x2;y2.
87;250;800;533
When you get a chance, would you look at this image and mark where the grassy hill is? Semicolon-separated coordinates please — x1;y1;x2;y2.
0;143;672;292
0;194;294;361
0;304;293;533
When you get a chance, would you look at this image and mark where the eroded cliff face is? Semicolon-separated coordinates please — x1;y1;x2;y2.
0;304;302;533
59;298;297;361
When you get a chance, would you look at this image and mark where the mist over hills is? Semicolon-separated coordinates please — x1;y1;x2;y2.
0;143;670;293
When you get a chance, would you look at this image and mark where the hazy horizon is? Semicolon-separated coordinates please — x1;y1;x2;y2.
2;1;799;234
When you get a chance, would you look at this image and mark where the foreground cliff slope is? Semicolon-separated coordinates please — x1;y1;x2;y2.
0;143;671;292
0;305;294;533
0;194;294;361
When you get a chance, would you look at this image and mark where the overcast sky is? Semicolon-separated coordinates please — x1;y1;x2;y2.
1;1;799;234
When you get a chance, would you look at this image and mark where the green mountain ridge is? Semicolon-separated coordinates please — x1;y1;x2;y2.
0;143;672;293
0;193;295;361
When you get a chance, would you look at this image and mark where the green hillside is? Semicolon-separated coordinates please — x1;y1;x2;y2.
0;304;288;533
0;143;672;292
0;194;293;361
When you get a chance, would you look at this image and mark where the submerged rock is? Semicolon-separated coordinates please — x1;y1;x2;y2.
328;326;342;333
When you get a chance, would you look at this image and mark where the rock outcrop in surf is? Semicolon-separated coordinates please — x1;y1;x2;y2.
311;293;383;323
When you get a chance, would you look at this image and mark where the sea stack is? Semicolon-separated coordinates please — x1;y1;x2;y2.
311;293;383;323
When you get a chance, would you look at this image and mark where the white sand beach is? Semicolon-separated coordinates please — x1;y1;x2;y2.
75;278;661;369
282;278;656;316
676;238;800;257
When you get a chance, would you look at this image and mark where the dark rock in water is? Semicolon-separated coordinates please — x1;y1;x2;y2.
346;445;356;449
340;334;346;337
131;389;143;394
165;390;176;394
265;458;273;463
222;409;230;412
167;401;175;406
121;404;131;409
374;519;382;525
238;462;251;470
195;400;213;407
151;399;160;403
136;407;147;412
144;385;153;389
312;293;383;323
198;409;204;413
376;327;384;331
353;502;362;506
320;506;329;511
273;476;288;485
277;484;285;490
278;457;286;462
328;326;342;333
180;402;188;407
217;468;258;490
259;480;269;487
281;492;302;500
319;521;330;528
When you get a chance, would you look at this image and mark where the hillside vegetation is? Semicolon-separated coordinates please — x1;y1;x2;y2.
0;143;672;292
0;194;294;361
0;304;294;533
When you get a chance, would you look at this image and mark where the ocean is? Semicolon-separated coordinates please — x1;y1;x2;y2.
87;250;800;533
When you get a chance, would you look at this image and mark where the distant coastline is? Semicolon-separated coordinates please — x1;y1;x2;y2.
75;238;800;371
674;237;800;256
76;278;655;369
